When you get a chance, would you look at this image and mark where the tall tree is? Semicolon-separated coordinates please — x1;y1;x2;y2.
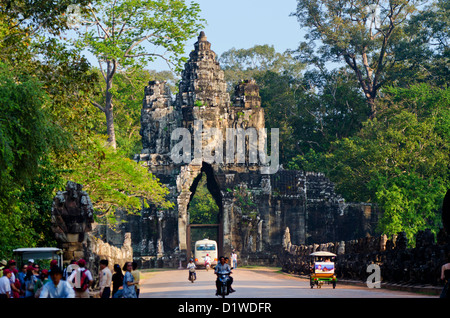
71;0;204;149
292;0;425;118
398;0;450;86
0;61;66;255
90;67;178;157
289;83;450;244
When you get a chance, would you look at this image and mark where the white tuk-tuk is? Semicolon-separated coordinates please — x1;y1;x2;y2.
309;251;337;289
13;247;63;269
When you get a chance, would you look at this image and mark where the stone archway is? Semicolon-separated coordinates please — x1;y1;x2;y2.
183;162;224;258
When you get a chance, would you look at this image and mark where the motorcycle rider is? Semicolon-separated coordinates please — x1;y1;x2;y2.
187;258;196;281
214;256;235;295
204;254;211;270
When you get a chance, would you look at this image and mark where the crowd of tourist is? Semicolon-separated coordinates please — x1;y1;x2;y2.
0;258;141;299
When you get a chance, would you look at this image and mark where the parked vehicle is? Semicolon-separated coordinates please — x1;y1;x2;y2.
13;247;63;269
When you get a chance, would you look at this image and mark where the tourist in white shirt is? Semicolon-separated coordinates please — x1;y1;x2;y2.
0;269;12;299
99;259;112;298
68;259;93;298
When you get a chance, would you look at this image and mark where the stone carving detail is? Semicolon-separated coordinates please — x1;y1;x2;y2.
51;181;94;261
51;181;132;277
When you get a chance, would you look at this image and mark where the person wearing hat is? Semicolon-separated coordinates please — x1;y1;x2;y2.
68;258;93;298
24;265;41;298
0;269;12;298
49;259;58;269
40;269;50;284
39;266;74;298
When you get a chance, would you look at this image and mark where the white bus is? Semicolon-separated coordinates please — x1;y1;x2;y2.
194;239;218;267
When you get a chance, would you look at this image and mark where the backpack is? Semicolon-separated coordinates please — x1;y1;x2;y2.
27;276;36;292
73;269;90;292
34;280;45;298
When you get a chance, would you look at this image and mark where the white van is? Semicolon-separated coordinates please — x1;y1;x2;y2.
194;239;218;267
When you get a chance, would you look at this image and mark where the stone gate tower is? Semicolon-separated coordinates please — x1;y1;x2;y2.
128;32;379;267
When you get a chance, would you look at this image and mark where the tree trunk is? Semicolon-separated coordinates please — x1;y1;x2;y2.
367;96;377;120
105;96;116;149
105;60;117;149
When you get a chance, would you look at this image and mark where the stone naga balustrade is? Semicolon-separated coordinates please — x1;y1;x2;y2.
51;181;133;280
280;227;450;286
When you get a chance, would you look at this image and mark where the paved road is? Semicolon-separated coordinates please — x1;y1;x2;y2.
139;267;437;298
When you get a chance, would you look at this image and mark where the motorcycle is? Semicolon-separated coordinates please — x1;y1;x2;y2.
216;272;231;298
189;267;196;283
205;260;211;271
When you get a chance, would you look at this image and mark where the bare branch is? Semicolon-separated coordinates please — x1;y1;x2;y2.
98;60;107;81
88;3;111;39
124;33;156;56
123;52;175;71
91;100;105;113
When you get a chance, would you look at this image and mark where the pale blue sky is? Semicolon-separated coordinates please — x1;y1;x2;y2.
153;0;305;72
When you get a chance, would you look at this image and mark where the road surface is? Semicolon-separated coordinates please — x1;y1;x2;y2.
139;267;438;298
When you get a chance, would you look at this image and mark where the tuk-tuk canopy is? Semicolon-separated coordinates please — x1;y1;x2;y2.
12;247;63;267
309;251;337;257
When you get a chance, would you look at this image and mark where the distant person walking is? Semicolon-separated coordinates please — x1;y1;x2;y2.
24;266;40;298
63;260;77;281
17;264;27;296
132;261;141;298
231;250;237;269
5;260;19;297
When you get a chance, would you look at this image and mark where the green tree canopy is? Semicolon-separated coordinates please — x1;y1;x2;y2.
292;0;426;118
289;83;450;244
219;44;304;92
70;0;204;149
0;62;65;255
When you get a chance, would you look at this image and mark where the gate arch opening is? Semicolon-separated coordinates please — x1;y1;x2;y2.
186;162;223;259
